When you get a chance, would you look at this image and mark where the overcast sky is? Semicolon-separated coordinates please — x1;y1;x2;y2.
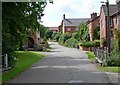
41;0;116;27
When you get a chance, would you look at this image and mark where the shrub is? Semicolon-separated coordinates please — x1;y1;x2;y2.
44;41;49;48
62;33;71;43
82;41;92;47
78;40;100;47
107;51;120;66
65;38;78;48
43;37;47;42
38;44;43;51
93;26;100;40
58;33;71;44
52;32;57;40
101;38;106;47
92;40;100;47
78;42;83;46
8;55;17;67
54;33;61;42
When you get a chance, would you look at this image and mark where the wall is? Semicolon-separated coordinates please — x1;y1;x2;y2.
112;14;120;31
87;17;100;41
100;7;107;46
65;26;77;33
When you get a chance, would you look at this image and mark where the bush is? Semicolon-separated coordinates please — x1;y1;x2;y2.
107;51;120;66
58;33;71;44
8;55;17;67
54;33;61;42
101;38;106;47
43;37;47;42
52;32;57;40
62;33;71;43
78;42;83;46
38;44;43;51
82;41;92;47
78;40;100;47
92;40;100;47
65;38;78;48
44;41;49;48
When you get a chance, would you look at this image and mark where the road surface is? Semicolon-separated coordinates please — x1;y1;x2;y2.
8;42;112;83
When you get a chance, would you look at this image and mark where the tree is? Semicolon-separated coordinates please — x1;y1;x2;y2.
45;29;53;39
93;26;100;40
78;22;90;41
2;2;47;55
38;24;48;38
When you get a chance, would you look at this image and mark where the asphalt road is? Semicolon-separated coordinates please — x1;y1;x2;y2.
8;42;112;83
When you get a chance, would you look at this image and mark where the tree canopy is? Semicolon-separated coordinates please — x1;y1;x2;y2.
2;2;47;55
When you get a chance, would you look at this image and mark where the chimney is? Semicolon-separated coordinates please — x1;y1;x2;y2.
63;14;65;19
91;12;97;19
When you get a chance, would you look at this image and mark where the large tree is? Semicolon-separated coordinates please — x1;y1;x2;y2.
2;2;47;55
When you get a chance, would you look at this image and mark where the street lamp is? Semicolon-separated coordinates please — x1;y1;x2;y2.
101;0;111;55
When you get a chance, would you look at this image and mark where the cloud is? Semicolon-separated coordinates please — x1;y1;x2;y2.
42;0;116;27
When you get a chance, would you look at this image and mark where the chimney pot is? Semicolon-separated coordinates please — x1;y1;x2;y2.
63;14;65;19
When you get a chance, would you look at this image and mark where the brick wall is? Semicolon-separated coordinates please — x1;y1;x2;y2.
65;26;77;33
100;7;107;46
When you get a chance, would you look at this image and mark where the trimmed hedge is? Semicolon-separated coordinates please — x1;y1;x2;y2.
65;38;78;48
78;40;100;47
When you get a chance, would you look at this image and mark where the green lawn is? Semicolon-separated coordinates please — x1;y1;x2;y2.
86;51;119;73
97;65;119;73
86;51;95;61
2;51;44;83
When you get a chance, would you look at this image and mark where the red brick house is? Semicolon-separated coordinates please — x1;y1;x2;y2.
111;0;120;31
24;30;41;50
100;4;119;46
60;14;90;34
87;13;100;41
49;27;59;32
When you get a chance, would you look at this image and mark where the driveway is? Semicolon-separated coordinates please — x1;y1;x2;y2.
8;42;112;83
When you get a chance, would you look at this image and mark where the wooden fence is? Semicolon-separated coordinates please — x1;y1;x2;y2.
93;47;110;66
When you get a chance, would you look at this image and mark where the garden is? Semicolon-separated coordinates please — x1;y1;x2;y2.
52;22;120;72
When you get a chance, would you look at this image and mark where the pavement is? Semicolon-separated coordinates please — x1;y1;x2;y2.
7;42;119;84
106;72;120;85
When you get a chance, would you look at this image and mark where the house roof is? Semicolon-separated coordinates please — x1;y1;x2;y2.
49;27;59;31
87;16;100;24
112;10;120;16
102;5;118;16
63;18;90;26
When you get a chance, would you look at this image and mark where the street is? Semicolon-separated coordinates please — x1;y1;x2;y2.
8;42;111;83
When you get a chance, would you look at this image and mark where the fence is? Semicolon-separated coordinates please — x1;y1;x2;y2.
93;47;110;66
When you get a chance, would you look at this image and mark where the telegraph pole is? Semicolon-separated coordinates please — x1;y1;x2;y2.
106;0;111;55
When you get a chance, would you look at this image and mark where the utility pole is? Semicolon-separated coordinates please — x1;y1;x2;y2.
106;0;111;55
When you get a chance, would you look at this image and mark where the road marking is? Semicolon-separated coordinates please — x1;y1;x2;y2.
68;80;83;83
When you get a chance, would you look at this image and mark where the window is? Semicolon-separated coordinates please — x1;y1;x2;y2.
101;20;104;28
67;28;71;31
110;18;113;26
116;16;119;25
76;28;79;31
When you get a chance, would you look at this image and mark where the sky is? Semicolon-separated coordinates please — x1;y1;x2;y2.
41;0;116;27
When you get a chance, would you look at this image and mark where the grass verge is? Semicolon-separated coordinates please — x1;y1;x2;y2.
86;51;119;73
86;51;95;61
2;51;44;83
97;65;119;73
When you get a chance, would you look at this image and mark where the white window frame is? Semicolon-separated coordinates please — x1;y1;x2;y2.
76;28;78;31
67;28;71;31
